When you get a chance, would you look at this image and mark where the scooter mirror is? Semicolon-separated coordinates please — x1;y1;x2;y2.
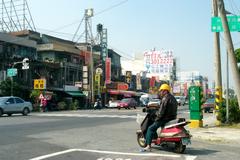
142;108;146;112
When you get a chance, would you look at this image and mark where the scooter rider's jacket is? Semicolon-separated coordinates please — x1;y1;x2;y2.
155;93;178;122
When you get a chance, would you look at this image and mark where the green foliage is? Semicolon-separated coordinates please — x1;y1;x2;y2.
235;48;240;62
218;98;240;123
29;90;41;112
30;90;41;101
235;48;240;72
0;78;28;98
70;100;79;110
57;101;66;110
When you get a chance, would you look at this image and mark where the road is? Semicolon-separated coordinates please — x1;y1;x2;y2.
0;106;239;160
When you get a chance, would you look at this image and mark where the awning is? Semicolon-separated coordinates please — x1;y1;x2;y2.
65;91;85;97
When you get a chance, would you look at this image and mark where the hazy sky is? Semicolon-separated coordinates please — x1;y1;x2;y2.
27;0;240;88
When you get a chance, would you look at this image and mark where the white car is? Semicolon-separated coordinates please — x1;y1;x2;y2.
175;96;186;106
147;98;161;107
108;100;120;108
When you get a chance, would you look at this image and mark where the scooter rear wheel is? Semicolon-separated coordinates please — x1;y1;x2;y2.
137;132;147;148
174;141;186;154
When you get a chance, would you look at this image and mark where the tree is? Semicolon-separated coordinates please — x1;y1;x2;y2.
0;78;25;98
235;48;240;72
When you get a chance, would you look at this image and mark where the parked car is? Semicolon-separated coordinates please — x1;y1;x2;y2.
147;98;161;107
0;96;33;116
175;96;186;106
202;98;215;113
139;94;149;107
108;100;120;108
117;98;138;109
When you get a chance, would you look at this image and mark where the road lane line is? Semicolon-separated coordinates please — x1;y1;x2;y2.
29;149;77;160
34;113;137;119
76;148;180;157
29;148;181;160
184;155;197;160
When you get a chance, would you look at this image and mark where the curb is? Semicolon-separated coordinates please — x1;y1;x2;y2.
189;127;240;144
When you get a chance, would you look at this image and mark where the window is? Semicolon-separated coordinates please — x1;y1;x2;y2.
15;98;24;103
7;98;15;104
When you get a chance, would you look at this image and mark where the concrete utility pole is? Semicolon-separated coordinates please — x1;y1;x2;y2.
212;0;223;124
217;0;240;109
213;0;222;88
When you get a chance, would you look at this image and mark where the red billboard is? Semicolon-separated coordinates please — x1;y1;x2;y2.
105;58;111;84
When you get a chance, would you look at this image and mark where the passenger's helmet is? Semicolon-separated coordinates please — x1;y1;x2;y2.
159;84;170;92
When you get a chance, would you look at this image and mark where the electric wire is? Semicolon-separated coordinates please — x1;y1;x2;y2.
94;0;129;16
33;0;129;37
109;45;134;60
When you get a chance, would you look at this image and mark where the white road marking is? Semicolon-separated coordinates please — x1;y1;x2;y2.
29;148;183;160
184;155;197;160
34;113;137;119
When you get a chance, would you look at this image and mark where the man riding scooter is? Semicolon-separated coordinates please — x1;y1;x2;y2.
141;83;178;152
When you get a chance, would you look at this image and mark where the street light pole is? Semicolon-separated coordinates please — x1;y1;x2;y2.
226;50;229;122
11;62;21;96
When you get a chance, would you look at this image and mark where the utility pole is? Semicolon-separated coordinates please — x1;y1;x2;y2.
217;0;240;109
84;9;95;106
212;0;223;125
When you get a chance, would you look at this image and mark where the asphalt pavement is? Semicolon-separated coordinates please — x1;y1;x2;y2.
33;108;240;145
189;112;240;144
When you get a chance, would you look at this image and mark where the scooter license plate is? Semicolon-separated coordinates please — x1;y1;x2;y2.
182;138;191;145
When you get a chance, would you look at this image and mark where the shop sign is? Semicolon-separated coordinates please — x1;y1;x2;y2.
117;83;128;90
125;71;132;83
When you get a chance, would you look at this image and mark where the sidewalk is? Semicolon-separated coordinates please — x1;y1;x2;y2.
189;113;240;144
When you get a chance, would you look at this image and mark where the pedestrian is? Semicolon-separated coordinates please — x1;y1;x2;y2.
141;83;178;152
42;98;48;112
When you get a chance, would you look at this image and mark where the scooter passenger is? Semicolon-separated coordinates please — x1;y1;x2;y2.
141;83;178;152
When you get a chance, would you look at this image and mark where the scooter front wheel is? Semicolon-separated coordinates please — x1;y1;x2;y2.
174;141;186;154
137;132;147;148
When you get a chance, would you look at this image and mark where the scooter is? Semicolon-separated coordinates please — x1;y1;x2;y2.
94;99;102;110
136;107;191;153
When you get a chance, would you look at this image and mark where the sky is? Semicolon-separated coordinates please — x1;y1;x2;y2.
26;0;240;88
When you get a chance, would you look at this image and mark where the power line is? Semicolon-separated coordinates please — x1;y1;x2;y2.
109;45;134;60
33;0;129;36
95;0;129;16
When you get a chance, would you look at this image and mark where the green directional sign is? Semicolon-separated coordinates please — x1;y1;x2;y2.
7;68;17;77
211;16;240;32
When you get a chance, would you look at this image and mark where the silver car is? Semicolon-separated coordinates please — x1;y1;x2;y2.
0;96;33;116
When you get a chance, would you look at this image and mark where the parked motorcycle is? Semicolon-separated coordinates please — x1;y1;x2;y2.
94;99;102;110
136;107;191;153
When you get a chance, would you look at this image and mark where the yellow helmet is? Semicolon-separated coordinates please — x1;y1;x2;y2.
159;84;170;92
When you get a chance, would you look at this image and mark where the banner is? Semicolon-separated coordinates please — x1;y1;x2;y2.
105;57;111;84
125;71;132;84
149;76;156;87
136;73;142;90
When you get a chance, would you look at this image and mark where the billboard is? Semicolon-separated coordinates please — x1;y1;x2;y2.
143;50;174;76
